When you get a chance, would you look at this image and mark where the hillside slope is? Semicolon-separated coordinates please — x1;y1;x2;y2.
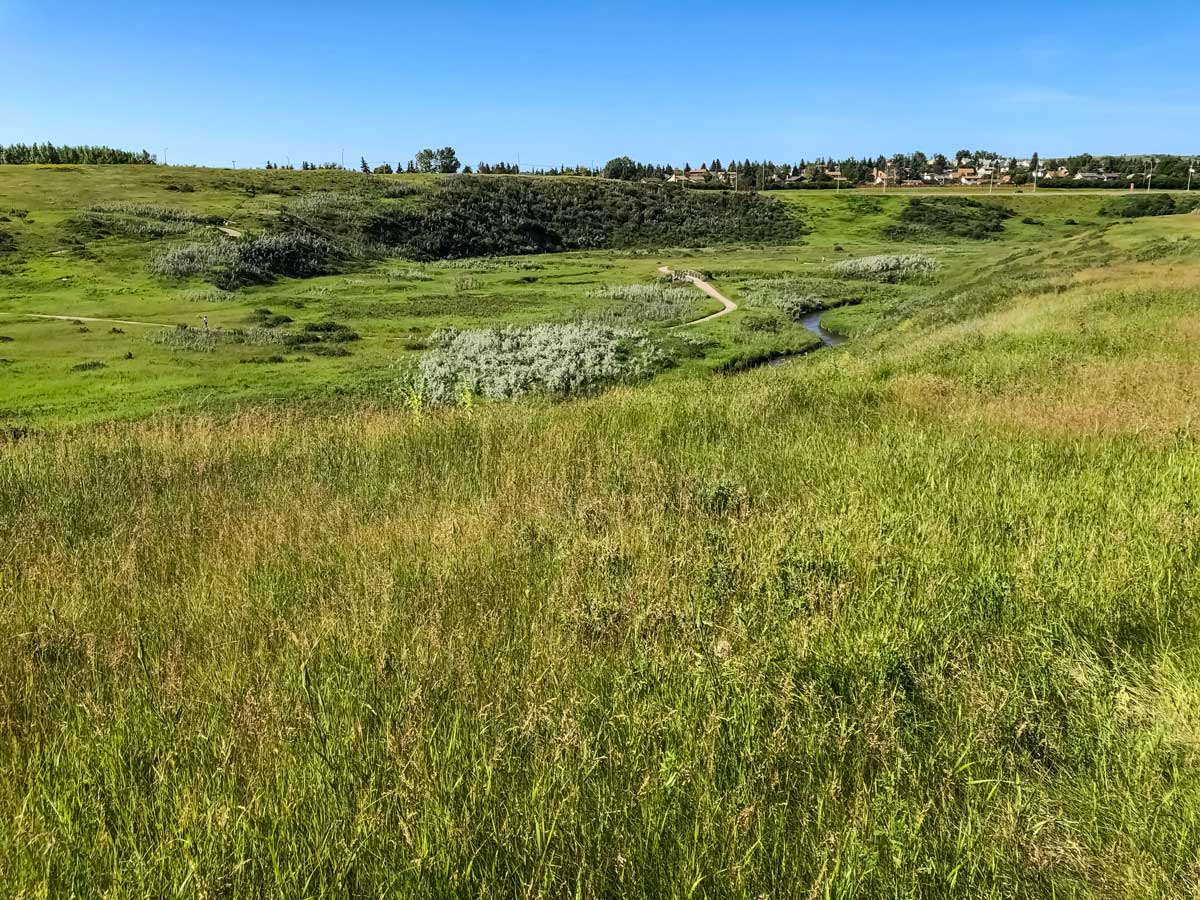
2;209;1200;897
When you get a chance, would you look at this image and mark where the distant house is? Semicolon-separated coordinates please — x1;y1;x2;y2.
923;172;952;185
953;167;977;178
872;168;894;185
668;167;738;185
1074;172;1102;181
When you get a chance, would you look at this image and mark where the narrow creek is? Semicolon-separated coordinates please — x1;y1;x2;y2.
797;310;846;347
766;310;847;368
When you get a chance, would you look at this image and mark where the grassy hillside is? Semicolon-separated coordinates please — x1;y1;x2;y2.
2;167;1200;896
0;165;1154;426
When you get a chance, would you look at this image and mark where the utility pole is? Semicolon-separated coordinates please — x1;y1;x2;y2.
1146;157;1155;192
1189;162;1195;192
162;147;168;166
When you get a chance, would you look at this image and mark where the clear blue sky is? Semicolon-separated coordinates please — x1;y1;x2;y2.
3;0;1197;168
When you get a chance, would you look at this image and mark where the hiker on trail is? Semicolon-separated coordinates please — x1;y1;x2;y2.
202;315;209;330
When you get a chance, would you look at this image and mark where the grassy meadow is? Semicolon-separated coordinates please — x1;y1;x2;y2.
2;166;1200;897
0;165;1136;425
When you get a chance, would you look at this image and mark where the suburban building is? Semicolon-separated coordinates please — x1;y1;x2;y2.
667;167;738;185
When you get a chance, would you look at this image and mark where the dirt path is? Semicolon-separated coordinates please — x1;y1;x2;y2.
217;226;243;237
658;266;737;326
14;313;174;329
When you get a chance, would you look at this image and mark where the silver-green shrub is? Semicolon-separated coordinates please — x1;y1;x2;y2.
82;202;219;238
831;253;939;283
149;241;236;278
149;233;341;287
417;323;667;405
149;325;285;352
385;268;433;282
589;282;699;324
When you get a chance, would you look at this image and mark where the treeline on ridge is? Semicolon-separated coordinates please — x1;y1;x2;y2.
0;143;156;165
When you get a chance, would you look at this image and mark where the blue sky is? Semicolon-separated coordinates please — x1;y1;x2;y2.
2;1;1197;168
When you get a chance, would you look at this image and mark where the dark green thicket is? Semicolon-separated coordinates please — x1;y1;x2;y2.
0;228;14;254
368;177;804;260
886;197;1013;240
1100;193;1200;219
164;177;805;288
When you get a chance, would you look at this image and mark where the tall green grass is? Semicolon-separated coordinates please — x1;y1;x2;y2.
3;276;1200;896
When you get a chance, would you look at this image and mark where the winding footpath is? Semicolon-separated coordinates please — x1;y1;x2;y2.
11;313;174;328
658;266;737;326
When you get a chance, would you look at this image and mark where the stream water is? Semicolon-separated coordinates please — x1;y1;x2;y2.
767;310;847;368
797;310;847;347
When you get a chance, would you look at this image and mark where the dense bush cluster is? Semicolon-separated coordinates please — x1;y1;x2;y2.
438;258;543;271
149;233;343;289
385;268;432;281
149;325;285;352
832;253;940;282
377;177;803;260
1100;193;1200;219
886;197;1013;240
417;323;668;404
734;274;895;322
769;293;827;319
149;319;358;354
142;179;799;289
590;282;700;323
78;202;221;239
